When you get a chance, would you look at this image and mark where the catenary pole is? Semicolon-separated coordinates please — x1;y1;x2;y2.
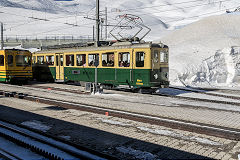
1;22;3;50
96;0;100;47
93;25;95;41
94;0;100;93
105;7;107;40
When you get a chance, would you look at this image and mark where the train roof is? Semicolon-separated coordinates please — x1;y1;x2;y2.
35;41;168;54
1;49;30;52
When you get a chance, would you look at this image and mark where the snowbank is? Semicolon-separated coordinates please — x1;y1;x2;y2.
161;14;240;87
178;47;240;87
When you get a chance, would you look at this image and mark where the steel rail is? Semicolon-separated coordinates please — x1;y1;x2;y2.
0;148;22;160
1;90;240;141
0;119;108;160
23;83;240;106
169;86;240;100
153;91;240;107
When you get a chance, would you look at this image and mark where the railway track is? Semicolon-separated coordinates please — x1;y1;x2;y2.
0;119;109;160
22;83;240;108
169;86;240;100
1;89;240;141
154;87;240;107
4;83;240;115
25;84;89;95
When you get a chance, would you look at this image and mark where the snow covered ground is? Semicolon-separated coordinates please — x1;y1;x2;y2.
162;14;240;88
1;0;240;88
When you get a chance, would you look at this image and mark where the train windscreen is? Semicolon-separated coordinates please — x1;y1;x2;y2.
16;55;31;67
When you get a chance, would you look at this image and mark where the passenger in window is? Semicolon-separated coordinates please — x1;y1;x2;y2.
108;60;114;66
89;61;94;66
125;61;130;67
119;61;124;67
102;60;107;66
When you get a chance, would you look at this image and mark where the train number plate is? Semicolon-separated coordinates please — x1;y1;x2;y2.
72;70;80;74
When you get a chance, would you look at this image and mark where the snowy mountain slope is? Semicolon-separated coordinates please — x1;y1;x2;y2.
0;0;95;14
161;14;240;87
0;0;239;39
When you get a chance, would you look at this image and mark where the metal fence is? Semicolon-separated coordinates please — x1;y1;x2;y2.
4;34;94;42
2;34;94;48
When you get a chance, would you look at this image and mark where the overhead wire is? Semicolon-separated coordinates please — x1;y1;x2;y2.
24;21;95;36
102;0;236;27
84;0;234;30
107;0;206;13
91;0;232;15
0;0;238;36
43;0;207;21
0;8;94;30
0;0;91;27
135;0;233;17
148;5;240;26
1;0;219;28
98;0;235;27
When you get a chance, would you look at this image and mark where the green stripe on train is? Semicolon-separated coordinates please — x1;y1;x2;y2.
64;67;153;87
34;65;168;87
0;78;7;82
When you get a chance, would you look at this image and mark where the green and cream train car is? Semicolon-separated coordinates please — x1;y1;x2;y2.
32;42;169;89
0;49;32;83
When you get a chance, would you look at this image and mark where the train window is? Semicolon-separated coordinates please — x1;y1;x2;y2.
102;52;114;67
136;52;145;67
76;54;86;66
88;54;99;67
37;56;44;64
46;55;54;66
0;55;4;66
56;55;59;66
160;51;168;62
16;55;31;67
8;55;13;66
119;52;130;67
165;52;169;62
66;55;74;66
32;56;36;63
60;55;63;66
153;50;158;63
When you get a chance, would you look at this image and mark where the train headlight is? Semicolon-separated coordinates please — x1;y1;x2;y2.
154;73;158;79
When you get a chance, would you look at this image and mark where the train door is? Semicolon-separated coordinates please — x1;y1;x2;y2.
55;53;64;81
116;50;133;86
0;50;5;81
6;51;14;70
101;52;115;83
133;48;149;87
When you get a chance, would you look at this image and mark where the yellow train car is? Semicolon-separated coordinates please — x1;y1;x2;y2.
0;49;32;83
33;41;169;89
